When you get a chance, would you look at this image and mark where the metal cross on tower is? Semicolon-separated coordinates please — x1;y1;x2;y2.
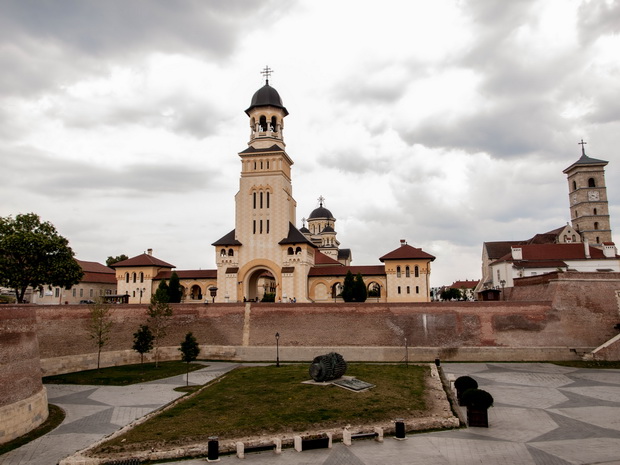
261;65;273;84
578;139;587;156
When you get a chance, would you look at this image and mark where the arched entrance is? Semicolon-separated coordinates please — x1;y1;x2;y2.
245;267;277;302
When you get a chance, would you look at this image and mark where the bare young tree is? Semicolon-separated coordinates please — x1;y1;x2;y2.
87;299;113;371
147;288;173;368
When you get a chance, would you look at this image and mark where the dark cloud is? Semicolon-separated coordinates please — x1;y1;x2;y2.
0;0;285;96
577;0;620;46
1;144;215;199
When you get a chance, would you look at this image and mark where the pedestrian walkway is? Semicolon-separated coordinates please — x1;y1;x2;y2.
2;363;620;464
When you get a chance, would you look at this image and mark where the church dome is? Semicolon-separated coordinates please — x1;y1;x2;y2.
309;206;334;219
245;83;289;116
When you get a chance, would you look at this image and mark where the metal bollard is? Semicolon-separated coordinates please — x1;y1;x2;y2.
207;436;220;462
395;420;406;440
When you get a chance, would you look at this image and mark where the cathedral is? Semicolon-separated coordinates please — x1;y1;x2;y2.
209;73;435;303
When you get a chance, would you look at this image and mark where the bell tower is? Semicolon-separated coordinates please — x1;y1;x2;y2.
563;140;612;245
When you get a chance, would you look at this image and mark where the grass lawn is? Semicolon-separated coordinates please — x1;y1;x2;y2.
43;361;205;386
95;363;428;454
552;360;620;369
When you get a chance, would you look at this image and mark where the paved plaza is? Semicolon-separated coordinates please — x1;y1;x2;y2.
1;362;620;465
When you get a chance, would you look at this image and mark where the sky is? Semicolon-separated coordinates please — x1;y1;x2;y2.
1;0;620;287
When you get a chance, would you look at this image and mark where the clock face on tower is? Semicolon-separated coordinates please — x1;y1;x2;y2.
588;190;600;201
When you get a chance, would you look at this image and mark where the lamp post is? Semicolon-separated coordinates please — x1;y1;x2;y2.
500;280;506;300
209;286;218;304
138;288;146;304
275;332;280;367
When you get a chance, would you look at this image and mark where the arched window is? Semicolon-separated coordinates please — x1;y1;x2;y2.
572;180;577;191
253;192;257;209
266;192;270;208
405;266;410;277
588;178;596;187
266;220;270;234
270;116;277;131
368;282;381;297
396;266;401;278
594;208;598;215
416;286;420;294
228;249;234;256
288;247;294;255
125;272;129;283
132;272;136;283
259;115;267;131
415;266;419;278
140;272;144;283
594;222;599;230
572;234;576;241
295;246;302;254
220;248;226;256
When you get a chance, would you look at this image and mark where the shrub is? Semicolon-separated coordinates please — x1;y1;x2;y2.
461;388;494;409
454;375;478;392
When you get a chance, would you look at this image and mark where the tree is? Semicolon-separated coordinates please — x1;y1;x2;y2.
106;254;128;267
0;213;83;303
353;273;367;302
133;325;154;364
87;299;113;371
179;332;201;386
440;287;461;301
156;279;169;302
147;291;173;367
168;271;182;303
341;270;355;302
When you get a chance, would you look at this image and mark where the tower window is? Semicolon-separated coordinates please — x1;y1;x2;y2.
140;272;144;283
405;266;410;278
594;222;599;230
397;286;401;294
260;192;263;208
415;266;419;277
260;220;263;234
572;180;577;191
416;286;420;294
125;272;129;283
228;249;234;256
132;272;136;283
266;220;270;234
259;115;267;131
594;208;597;215
253;220;256;234
288;247;294;255
271;116;277;131
266;192;270;208
253;192;257;209
588;178;596;188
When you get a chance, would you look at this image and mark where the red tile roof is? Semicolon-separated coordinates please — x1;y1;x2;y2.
449;280;480;289
379;244;435;262
314;251;343;266
76;259;116;284
112;253;175;268
155;270;217;280
494;243;610;264
308;265;386;277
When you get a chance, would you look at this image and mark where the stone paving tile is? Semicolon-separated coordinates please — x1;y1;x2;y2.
464;407;559;443
47;386;108;406
110;406;159;426
528;437;620;464
548;406;620;432
557;386;620;405
529;410;620;442
486;363;578;375
526;445;575;465
474;372;574;388
492;385;569;409
568;370;620;385
427;437;536;465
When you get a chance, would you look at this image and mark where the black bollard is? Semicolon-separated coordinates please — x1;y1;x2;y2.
207;436;219;462
434;358;441;367
395;420;406;440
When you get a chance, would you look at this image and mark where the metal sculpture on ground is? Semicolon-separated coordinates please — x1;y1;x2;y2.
309;352;348;382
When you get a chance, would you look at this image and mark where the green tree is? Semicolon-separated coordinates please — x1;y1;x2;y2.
179;332;201;386
133;325;154;364
0;213;83;303
341;270;355;302
87;299;113;371
440;287;461;301
147;291;173;367
106;254;128;267
156;280;169;302
168;271;182;303
353;273;367;302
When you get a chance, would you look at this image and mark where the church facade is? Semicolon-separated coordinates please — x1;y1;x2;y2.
209;76;435;303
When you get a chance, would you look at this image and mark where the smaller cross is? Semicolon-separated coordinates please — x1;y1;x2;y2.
302;217;306;227
261;66;273;84
578;139;587;156
318;195;325;207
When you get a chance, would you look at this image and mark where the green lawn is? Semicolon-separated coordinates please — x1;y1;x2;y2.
95;363;428;454
43;361;205;386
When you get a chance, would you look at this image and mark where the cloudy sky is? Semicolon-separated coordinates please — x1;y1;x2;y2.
2;0;619;287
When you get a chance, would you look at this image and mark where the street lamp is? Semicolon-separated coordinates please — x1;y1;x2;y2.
208;286;218;304
138;288;146;304
500;280;506;300
275;332;280;367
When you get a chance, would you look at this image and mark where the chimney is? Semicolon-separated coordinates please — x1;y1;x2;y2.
511;247;522;260
603;242;616;258
583;239;590;259
147;248;153;256
400;239;407;247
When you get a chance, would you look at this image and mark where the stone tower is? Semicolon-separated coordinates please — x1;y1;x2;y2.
212;70;316;302
563;141;613;245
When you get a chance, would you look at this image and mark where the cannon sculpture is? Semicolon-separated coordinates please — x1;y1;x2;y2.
309;352;347;382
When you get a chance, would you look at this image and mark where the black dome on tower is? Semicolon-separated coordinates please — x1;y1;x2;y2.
245;83;289;116
309;205;334;219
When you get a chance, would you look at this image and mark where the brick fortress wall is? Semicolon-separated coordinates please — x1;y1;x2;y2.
23;272;619;374
0;307;48;445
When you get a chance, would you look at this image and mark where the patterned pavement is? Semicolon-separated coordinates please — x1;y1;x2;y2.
1;363;620;464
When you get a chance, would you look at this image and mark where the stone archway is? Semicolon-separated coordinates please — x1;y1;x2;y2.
244;267;277;302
